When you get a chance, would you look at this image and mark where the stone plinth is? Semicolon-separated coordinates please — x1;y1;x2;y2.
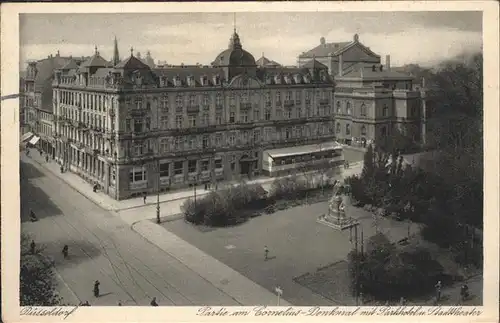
317;213;359;231
317;184;359;231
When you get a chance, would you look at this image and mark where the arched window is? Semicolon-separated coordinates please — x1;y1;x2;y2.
346;102;352;115
360;104;367;116
346;124;351;136
336;122;341;133
361;125;367;136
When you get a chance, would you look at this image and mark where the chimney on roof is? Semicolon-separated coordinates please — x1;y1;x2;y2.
338;54;343;76
57;50;60;57
386;55;391;71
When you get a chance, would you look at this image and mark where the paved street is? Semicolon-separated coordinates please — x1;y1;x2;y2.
20;155;280;306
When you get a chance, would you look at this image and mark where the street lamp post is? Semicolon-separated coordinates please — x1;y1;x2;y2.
155;160;161;224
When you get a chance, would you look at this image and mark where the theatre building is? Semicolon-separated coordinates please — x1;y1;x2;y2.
52;31;339;200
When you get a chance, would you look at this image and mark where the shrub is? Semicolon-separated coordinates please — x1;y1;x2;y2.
182;183;268;227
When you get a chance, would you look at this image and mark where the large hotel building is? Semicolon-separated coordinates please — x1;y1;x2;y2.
39;31;425;200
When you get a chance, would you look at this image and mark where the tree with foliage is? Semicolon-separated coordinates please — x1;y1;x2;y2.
20;233;62;306
348;232;445;301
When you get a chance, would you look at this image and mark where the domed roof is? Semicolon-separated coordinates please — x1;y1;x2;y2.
212;30;256;67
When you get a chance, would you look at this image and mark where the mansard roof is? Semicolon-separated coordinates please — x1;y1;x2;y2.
115;54;151;70
339;67;413;80
302;58;328;70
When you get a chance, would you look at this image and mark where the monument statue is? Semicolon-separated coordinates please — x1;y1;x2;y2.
318;180;358;231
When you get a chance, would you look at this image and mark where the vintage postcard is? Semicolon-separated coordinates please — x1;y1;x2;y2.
1;1;499;323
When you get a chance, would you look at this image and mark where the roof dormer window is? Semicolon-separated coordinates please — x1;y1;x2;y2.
213;75;220;86
174;75;182;87
187;75;195;87
284;75;292;84
304;74;311;84
274;75;282;84
266;75;273;85
293;74;302;84
200;75;208;86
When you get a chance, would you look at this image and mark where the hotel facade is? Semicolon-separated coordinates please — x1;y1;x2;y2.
50;31;426;200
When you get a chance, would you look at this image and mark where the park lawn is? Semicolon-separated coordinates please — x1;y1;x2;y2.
162;200;422;305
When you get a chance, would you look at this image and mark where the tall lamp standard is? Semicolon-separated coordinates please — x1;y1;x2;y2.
155;160;161;224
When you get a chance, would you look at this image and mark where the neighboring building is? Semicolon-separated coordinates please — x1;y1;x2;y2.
298;34;381;76
22;52;87;155
52;30;338;200
256;53;281;68
136;50;156;68
333;55;427;147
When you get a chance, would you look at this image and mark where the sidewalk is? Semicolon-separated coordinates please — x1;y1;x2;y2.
22;149;363;213
132;219;292;306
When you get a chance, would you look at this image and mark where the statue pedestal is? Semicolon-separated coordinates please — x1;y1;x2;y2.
318;183;359;231
317;211;359;231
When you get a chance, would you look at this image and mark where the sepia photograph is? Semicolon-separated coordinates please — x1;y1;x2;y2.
1;2;499;322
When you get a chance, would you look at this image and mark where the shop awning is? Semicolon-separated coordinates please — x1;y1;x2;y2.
21;132;34;142
29;136;40;145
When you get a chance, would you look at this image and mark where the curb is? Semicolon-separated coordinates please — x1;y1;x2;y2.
25;157;117;212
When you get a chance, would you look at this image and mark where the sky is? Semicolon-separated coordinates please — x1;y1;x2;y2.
19;11;482;69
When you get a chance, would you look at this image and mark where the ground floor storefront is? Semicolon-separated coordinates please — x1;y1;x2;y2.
53;140;353;201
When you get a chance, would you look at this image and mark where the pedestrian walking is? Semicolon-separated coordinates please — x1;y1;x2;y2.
264;245;269;261
62;245;69;259
150;297;158;306
143;193;147;204
93;280;100;297
45;155;49;163
460;284;469;301
118;302;122;306
30;240;36;254
399;296;406;305
435;280;442;302
30;210;38;222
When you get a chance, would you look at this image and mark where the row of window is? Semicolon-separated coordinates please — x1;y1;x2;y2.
131;89;334;110
272;150;342;166
129;123;334;156
335;123;388;137
129;158;225;183
59;126;106;152
58;90;108;113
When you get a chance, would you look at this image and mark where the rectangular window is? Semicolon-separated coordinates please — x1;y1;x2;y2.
276;91;281;102
129;167;146;183
161;116;169;129
202;135;209;149
175;95;183;107
203;94;209;106
215;133;222;146
188;136;196;149
176;115;183;128
201;160;209;172
202;113;209;125
253;109;260;121
216;113;222;125
188;115;196;127
159;161;169;177
174;161;183;175
214;158;222;169
253;129;260;143
228;133;235;146
126;119;131;131
162;95;169;112
189;95;196;106
188;160;197;173
174;137;181;150
134;119;143;133
229;112;235;123
265;109;271;121
160;138;169;153
241;111;248;123
216;93;223;105
134;142;143;156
